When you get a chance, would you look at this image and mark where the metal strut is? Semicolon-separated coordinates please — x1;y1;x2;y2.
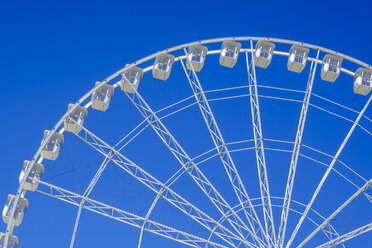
71;121;247;247
316;222;372;248
286;93;372;248
246;40;277;247
298;179;372;247
180;48;268;247
36;180;229;248
122;77;266;247
277;50;320;248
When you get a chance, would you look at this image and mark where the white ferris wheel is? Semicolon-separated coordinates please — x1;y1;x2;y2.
1;37;372;248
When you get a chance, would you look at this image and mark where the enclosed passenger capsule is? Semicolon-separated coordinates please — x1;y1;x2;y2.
153;54;175;81
287;45;309;73
64;104;88;134
254;41;275;68
220;41;241;68
2;195;28;227
121;66;144;93
19;161;44;191
321;54;343;82
91;82;114;112
186;45;208;72
353;68;372;96
41;130;64;160
0;233;18;248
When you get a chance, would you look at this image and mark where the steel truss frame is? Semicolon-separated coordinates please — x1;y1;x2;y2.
180;47;269;246
245;40;277;246
72;121;252;247
35;179;228;248
277;50;320;248
121;77;266;247
285;93;372;248
316;222;372;248
5;37;372;247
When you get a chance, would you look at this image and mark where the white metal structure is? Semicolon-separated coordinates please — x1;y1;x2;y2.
2;37;372;248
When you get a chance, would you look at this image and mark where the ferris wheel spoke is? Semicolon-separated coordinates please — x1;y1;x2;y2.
316;222;372;248
245;40;277;246
298;179;372;247
121;81;267;247
70;154;112;248
286;93;372;248
180;48;268;246
276;50;320;248
69;121;251;247
35;180;229;248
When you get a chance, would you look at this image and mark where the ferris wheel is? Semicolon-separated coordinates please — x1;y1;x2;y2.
1;37;372;248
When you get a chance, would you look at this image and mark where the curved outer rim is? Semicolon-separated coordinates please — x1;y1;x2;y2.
4;36;372;246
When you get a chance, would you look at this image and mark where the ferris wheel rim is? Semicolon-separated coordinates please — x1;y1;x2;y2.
5;36;372;247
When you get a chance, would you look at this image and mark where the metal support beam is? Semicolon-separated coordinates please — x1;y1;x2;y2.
245;40;279;246
36;180;229;248
71;122;247;247
70;154;112;248
286;93;372;248
122;77;266;246
316;222;372;248
298;179;372;247
277;50;320;248
180;48;268;246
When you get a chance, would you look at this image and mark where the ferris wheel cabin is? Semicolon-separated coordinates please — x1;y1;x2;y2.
353;68;372;96
153;54;175;81
321;54;343;82
19;161;44;192
254;41;275;68
41;130;64;160
186;45;208;72
64;104;88;134
91;82;114;112
0;233;18;248
2;195;28;227
219;41;241;68
287;45;309;73
121;66;144;93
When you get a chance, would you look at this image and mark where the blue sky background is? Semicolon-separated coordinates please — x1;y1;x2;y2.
0;0;371;247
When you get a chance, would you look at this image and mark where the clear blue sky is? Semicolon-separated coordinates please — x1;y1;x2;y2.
0;0;371;247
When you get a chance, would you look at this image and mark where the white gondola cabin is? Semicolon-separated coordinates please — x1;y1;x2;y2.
91;82;114;111
0;233;18;248
220;41;241;68
287;45;309;73
121;66;144;93
64;104;88;134
254;41;275;68
41;130;64;160
153;54;175;81
353;68;372;96
2;195;28;227
321;54;343;82
186;45;208;72
19;161;44;192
